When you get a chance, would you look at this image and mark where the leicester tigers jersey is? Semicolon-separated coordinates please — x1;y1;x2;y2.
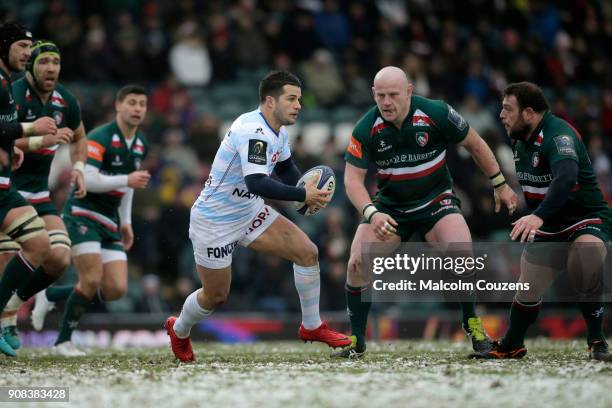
345;95;469;213
12;77;81;203
63;120;148;232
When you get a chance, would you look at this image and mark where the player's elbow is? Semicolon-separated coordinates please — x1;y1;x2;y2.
244;174;266;195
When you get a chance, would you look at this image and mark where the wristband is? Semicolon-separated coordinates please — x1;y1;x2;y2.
21;123;34;136
362;203;379;223
73;161;85;174
28;136;44;150
490;171;506;189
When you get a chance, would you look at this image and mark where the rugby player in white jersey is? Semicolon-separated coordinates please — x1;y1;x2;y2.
165;71;351;362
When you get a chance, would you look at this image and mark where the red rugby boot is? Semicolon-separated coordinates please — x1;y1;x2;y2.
298;321;351;348
165;316;195;362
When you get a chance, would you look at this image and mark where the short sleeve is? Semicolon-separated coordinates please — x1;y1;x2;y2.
344;122;371;169
440;103;469;143
236;132;273;176
543;133;579;167
66;98;82;131
86;131;106;168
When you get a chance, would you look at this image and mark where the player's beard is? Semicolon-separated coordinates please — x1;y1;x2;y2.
508;120;533;141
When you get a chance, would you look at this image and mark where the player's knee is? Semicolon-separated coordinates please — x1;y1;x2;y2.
103;285;127;301
42;248;71;279
203;287;230;308
347;253;362;278
20;233;50;265
76;280;99;299
293;240;318;266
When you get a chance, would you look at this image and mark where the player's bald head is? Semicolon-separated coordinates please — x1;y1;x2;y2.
373;66;409;90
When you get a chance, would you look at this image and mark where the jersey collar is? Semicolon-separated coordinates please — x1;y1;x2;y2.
0;66;10;82
258;110;280;137
527;110;552;145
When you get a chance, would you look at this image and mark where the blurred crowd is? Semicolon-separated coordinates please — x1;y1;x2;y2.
2;0;612;313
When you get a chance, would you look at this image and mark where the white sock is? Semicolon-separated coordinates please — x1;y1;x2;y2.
174;290;212;338
294;263;322;329
1;294;24;327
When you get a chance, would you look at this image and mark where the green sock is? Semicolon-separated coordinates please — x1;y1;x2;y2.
55;289;92;345
16;267;57;301
460;301;476;327
578;302;605;345
501;299;541;349
346;284;371;348
46;285;75;302
0;253;35;310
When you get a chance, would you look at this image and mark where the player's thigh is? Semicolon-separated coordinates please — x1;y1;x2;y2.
41;214;71;273
101;260;128;301
0;231;19;273
246;214;318;266
73;251;104;296
567;234;607;295
424;213;471;243
347;222;401;285
1;205;49;257
195;264;232;306
517;250;560;302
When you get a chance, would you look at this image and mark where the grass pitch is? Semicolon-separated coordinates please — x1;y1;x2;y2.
2;339;612;408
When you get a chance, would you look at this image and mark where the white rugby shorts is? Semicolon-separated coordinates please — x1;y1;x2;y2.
189;204;279;269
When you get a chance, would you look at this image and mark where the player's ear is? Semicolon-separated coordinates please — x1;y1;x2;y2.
406;83;414;96
522;107;535;121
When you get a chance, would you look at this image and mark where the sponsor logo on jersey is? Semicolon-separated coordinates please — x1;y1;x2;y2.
416;132;429;147
24;109;36;120
439;198;452;206
447;105;467;131
111;134;123;148
248;139;267;165
111;155;123;166
553;135;577;158
412;109;434;127
377;139;392;152
207;241;239;258
87;140;105;162
79;225;88;235
531;152;540;168
232;188;259;200
53;111;63;125
255;127;265;135
347;135;363;158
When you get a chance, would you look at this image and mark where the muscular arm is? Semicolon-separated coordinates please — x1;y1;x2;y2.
70;122;87;164
458;127;501;177
344;162;371;213
533;159;578;222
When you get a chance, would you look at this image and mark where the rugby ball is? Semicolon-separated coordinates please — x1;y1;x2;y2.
294;165;336;216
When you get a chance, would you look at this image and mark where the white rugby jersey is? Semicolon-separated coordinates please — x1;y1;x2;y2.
193;108;291;223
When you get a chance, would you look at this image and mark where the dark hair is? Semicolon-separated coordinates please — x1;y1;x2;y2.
116;85;147;102
258;70;301;101
503;82;549;113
